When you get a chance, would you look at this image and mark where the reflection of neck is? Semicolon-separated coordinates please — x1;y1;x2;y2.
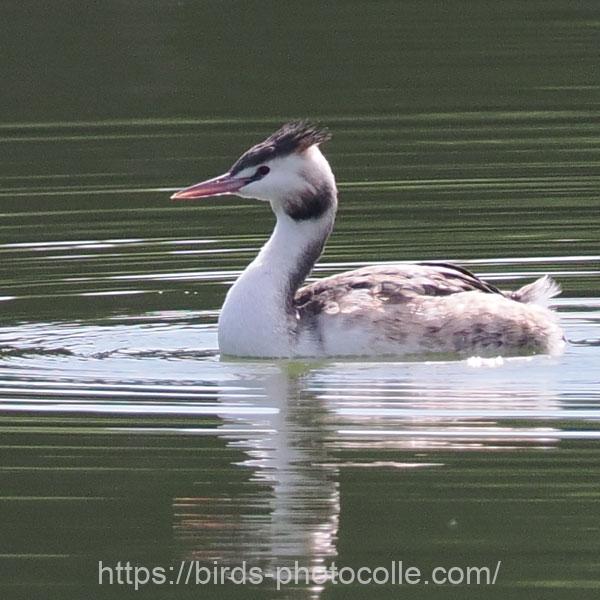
219;367;339;574
262;370;339;573
218;186;337;357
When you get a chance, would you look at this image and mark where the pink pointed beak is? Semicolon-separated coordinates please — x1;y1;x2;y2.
170;172;248;200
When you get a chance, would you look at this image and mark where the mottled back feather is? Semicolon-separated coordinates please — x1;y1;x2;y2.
294;263;503;319
291;263;563;357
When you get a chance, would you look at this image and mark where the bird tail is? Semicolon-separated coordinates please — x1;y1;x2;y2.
510;275;561;306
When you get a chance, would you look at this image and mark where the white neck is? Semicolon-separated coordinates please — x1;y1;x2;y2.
218;204;335;357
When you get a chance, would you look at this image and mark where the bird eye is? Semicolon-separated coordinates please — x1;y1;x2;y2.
256;165;270;177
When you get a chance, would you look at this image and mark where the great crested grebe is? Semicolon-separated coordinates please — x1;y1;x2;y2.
171;121;565;359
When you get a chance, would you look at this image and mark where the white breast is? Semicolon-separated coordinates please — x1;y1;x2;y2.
218;271;294;357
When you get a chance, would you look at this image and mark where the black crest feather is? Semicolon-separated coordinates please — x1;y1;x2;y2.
230;121;331;175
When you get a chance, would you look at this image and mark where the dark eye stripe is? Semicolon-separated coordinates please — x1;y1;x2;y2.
246;165;270;183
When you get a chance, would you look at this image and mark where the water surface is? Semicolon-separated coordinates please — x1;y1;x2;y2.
1;2;599;598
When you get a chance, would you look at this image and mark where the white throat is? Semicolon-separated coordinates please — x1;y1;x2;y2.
218;196;336;358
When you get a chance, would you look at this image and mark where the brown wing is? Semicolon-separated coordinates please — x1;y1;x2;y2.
294;262;503;318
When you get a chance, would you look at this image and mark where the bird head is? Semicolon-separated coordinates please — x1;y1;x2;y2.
171;121;336;218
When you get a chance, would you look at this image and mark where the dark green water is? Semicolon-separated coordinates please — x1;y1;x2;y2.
1;2;599;598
